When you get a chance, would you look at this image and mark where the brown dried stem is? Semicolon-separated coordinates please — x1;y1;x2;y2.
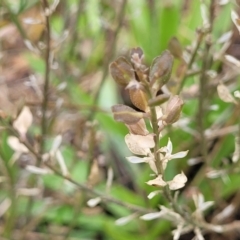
88;0;128;121
40;0;51;156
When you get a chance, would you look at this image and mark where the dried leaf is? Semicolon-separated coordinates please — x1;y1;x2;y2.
56;150;69;176
87;197;101;207
140;211;164;220
0;198;11;218
17;188;41;196
125;134;155;155
115;213;138;226
147;190;162;199
87;160;101;187
126;156;146;163
232;136;240;163
26;165;50;175
7;136;29;153
13;106;33;136
225;55;240;67
217;84;237;104
167;172;187;190
231;10;240;34
109;57;134;86
50;135;62;156
112;104;144;124
146;175;167;187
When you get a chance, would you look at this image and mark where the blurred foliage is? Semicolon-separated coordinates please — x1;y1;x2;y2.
1;0;240;239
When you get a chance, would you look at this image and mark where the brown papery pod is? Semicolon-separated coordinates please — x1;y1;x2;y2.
148;94;170;107
149;50;173;89
162;95;183;125
129;87;149;112
111;104;144;124
168;37;183;59
109;57;134;87
126;118;149;136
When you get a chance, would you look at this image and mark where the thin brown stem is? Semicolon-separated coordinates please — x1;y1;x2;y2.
177;30;205;94
45;162;153;214
88;0;128;121
40;0;51;156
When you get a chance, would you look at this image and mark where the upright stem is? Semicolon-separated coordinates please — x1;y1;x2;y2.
88;0;127;121
40;0;51;155
197;0;215;162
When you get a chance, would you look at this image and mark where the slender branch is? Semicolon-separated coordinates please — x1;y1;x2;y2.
177;30;205;94
88;0;128;121
197;0;215;163
45;162;153;214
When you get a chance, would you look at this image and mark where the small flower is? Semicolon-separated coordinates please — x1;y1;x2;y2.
159;138;188;170
193;193;214;218
146;172;188;190
126;152;158;174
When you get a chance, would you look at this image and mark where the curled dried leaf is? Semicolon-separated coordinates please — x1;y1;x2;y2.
112;104;144;125
109;57;134;87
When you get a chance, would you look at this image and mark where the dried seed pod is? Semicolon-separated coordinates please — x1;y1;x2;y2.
162;95;183;125
168;37;183;59
129;87;149;112
109;57;134;87
149;50;173;90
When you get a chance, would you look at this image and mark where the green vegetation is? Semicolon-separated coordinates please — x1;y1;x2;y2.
0;0;240;239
